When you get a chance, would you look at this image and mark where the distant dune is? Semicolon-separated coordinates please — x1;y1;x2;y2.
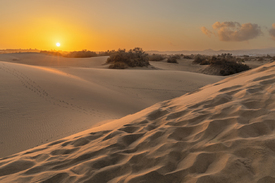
0;53;109;68
147;47;275;56
0;55;275;182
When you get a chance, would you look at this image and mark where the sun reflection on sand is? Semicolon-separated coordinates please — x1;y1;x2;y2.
31;66;85;81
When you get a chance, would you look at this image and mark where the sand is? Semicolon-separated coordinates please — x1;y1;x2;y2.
0;53;222;158
1;53;274;182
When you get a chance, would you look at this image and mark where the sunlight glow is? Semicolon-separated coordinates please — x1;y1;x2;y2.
56;42;60;47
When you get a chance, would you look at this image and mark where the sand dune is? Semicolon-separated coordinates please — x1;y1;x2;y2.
0;53;222;158
0;53;109;68
1;56;275;182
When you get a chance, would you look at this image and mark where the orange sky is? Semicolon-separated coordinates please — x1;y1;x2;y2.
1;1;275;51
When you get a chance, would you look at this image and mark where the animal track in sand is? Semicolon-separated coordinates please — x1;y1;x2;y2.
2;62;275;182
0;63;98;116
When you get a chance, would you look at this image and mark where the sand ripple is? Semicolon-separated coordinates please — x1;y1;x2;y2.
1;62;275;182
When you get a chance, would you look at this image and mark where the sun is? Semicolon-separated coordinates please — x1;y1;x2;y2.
56;42;60;47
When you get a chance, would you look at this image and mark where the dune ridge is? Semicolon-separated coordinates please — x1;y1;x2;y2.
1;60;275;182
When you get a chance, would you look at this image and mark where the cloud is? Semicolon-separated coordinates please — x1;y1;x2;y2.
269;23;275;40
201;21;262;42
212;21;241;29
201;26;213;37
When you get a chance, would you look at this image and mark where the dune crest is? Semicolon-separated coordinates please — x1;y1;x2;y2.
1;61;275;182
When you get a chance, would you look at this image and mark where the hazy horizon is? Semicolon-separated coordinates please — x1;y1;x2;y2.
1;1;275;51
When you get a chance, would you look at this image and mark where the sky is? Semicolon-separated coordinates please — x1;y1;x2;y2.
1;0;275;51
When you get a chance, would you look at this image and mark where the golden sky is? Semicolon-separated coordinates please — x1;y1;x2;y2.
1;0;275;51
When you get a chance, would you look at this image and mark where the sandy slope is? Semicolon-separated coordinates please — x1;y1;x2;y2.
0;53;222;158
0;53;110;68
1;58;275;182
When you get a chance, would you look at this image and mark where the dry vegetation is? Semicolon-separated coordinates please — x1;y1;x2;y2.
148;54;165;61
241;54;275;62
106;47;150;69
64;50;97;58
40;50;97;58
183;55;193;59
167;55;180;63
193;53;250;76
40;49;274;74
40;50;63;56
149;54;183;64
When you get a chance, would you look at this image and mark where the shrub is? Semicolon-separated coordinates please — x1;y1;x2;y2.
244;57;250;61
219;53;233;59
183;55;192;59
40;50;98;58
200;59;210;65
40;50;63;56
167;56;178;63
173;54;181;59
109;62;127;69
195;54;250;76
235;57;244;63
98;50;116;56
193;55;207;64
210;58;250;76
64;50;97;58
107;47;150;68
149;54;165;61
257;57;264;61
